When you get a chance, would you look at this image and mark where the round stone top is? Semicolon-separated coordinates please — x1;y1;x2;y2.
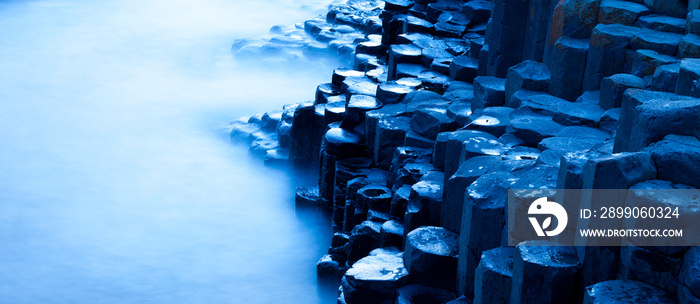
480;247;516;277
325;127;362;144
358;185;392;200
345;253;408;281
517;240;580;268
406;226;459;257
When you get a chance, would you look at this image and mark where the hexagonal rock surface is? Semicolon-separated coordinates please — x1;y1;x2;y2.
505;60;551;102
341;249;409;304
510;241;581;304
474;247;516;304
583;280;676;304
404;226;459;291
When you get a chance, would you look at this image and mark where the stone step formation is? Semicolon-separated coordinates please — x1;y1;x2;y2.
228;0;700;303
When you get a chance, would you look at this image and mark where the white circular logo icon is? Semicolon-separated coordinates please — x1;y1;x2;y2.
528;197;568;237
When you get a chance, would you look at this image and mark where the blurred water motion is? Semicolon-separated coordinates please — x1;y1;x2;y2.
0;0;338;303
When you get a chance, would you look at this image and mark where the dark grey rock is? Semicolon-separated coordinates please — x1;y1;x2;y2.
472;76;506;111
473;247;516;304
404;179;443;233
582;152;657;190
365;104;408;155
389;185;411;221
678;33;700;58
347;220;383;264
357;184;392;215
395;284;457;304
462;0;492;24
630;28;683;56
393;162;436;190
618;243;682;295
644;135;700;189
354;54;384;72
322;127;365;158
449;55;479;83
388;44;423;81
324;101;346;127
396;63;428;79
507;115;565;147
583;280;676;304
375;116;411;169
329;232;350;262
458;172;515;297
342;95;381;130
404;226;459;291
295;187;322;210
403;16;434;34
625;98;700;151
510;241;581;304
631;49;679;78
597;0;651;26
380;220;404;249
341;248;408;304
613;89;695;152
680;247;700;303
599;73;646;110
356;40;388;56
433;129;494;173
409;108;456;140
506;60;551;102
599;108;620;133
547;37;589;101
651;63;680;92
316;83;342;104
417;70;451;93
583;24;641;91
576;91;601;105
677;58;700;96
421;46;454;67
318;253;347;282
430;57;453;75
636;14;685;33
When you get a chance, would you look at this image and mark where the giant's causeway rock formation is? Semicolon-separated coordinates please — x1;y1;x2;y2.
228;0;700;303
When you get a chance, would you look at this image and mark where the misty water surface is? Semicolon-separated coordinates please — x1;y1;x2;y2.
0;0;339;303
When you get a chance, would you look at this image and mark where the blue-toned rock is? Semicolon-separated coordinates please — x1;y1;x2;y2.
404;226;459;291
583;280;676;304
510;241;581;304
597;0;651;26
395;284;457;304
583;24;641;91
548;37;589;101
636;14;686;33
506;60;551;102
599;73;646;110
507;115;565;147
472;76;507;111
458;171;516;297
473;247;516;304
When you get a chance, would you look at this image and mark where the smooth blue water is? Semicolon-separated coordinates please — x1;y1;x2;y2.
0;0;337;303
